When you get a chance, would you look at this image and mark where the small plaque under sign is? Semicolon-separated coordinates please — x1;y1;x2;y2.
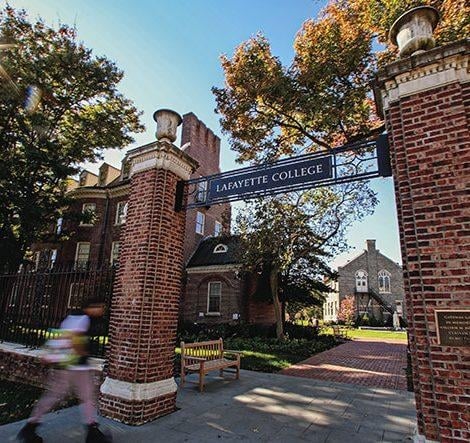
435;310;470;347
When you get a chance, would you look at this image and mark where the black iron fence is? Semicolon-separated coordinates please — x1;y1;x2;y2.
0;264;115;357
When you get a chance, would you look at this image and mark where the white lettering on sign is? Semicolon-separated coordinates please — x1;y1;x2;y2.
210;156;332;200
216;175;269;193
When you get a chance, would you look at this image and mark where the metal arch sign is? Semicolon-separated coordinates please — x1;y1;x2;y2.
177;134;392;210
210;156;332;201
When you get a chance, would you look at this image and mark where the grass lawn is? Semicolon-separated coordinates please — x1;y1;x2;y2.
235;350;306;372
324;327;407;341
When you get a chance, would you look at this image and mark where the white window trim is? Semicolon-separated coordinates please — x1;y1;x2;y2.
207;281;222;314
196;211;205;235
214;220;222;237
378;269;392;293
115;201;128;225
68;282;85;309
110;241;120;265
75;242;90;266
213;243;228;254
355;269;368;293
80;203;96;226
195;180;208;203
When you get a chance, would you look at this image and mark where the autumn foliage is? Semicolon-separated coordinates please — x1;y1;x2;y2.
337;295;356;326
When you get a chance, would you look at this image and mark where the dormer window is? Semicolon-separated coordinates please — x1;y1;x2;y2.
213;244;228;254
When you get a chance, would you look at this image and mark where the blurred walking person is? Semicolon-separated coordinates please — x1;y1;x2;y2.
18;299;111;443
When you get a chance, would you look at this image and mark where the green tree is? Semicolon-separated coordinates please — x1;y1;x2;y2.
212;2;382;165
236;183;376;339
215;2;380;338
0;6;144;270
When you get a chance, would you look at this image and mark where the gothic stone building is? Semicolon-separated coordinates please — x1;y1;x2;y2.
32;113;275;325
323;239;405;323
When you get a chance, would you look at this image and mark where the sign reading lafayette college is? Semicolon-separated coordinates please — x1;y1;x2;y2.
209;156;332;200
435;310;470;347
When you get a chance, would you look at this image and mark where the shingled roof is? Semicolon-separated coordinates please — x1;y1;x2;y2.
186;236;241;267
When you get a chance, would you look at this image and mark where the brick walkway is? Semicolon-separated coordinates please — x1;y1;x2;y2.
281;339;408;390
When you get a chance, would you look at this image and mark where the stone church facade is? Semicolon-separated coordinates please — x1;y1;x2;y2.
323;239;406;323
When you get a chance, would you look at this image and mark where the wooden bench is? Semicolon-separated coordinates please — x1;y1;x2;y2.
180;338;242;392
332;325;348;339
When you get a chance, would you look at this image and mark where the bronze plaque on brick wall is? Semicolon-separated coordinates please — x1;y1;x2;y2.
435;310;470;347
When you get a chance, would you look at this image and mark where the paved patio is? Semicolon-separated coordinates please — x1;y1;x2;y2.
281;339;408;390
1;369;416;442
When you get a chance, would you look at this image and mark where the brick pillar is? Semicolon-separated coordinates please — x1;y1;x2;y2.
378;40;469;442
100;110;198;425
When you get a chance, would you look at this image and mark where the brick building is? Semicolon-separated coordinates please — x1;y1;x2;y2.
31;112;274;325
184;236;275;325
323;239;406;323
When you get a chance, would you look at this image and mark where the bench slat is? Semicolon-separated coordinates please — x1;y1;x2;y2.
185;358;238;372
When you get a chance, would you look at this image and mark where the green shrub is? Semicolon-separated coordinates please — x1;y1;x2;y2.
177;321;322;343
224;336;336;359
284;322;319;340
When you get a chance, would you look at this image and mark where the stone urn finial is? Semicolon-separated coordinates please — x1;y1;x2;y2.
153;108;182;143
390;6;439;58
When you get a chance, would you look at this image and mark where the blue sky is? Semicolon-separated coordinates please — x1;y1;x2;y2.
7;0;402;268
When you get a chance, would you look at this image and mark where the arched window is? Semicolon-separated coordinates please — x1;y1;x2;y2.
213;244;228;254
355;270;368;292
378;270;391;293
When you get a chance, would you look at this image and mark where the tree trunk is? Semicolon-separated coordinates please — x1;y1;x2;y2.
270;268;284;339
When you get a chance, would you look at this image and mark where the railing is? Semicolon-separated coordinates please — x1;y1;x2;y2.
367;288;395;315
0;263;115;357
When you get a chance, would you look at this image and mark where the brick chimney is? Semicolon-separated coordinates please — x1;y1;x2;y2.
366;239;376;253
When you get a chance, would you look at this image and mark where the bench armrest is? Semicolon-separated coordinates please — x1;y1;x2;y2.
182;356;206;362
223;350;243;355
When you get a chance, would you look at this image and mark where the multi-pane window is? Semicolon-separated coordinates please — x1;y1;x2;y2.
355;270;368;292
196;211;205;235
207;281;221;314
214;221;222;237
195;180;208;203
378;270;391;293
75;242;90;267
80;203;96;226
115;201;128;225
68;283;86;309
34;249;57;270
110;241;120;265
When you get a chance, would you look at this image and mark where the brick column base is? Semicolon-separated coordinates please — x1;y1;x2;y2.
100;378;177;425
